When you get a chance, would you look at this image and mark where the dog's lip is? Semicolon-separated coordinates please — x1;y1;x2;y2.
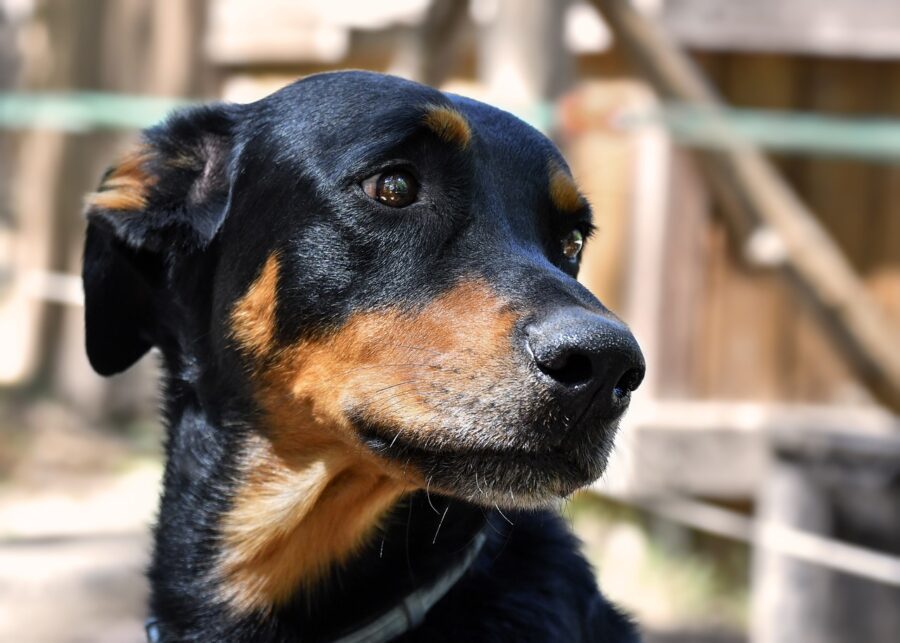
353;418;611;464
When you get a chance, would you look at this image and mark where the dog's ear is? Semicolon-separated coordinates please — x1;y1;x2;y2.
82;105;235;376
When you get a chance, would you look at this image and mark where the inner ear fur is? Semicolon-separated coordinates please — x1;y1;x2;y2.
82;104;236;376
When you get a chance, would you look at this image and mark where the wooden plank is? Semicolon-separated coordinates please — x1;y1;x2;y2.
663;0;900;59
655;148;709;398
717;54;797;401
866;62;900;325
205;0;429;65
595;490;900;589
604;401;900;497
788;58;880;403
562;81;650;311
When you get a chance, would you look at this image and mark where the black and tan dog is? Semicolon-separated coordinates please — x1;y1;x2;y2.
82;71;645;642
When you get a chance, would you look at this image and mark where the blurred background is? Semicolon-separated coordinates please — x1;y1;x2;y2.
1;1;899;641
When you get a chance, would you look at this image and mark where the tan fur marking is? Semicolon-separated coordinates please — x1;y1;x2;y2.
218;278;518;611
218;437;406;611
230;254;280;358
422;104;471;148
548;161;585;213
85;147;156;212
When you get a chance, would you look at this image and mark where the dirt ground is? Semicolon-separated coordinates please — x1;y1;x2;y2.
0;399;157;643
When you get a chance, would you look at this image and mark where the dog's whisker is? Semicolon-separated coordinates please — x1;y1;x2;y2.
389;427;406;449
364;388;444;431
368;379;427;397
425;477;440;514
382;342;445;357
317;362;444;385
432;504;450;544
495;504;515;526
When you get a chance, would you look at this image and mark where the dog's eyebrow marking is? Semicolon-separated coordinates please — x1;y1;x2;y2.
548;160;585;214
85;146;156;212
230;253;280;357
422;104;472;149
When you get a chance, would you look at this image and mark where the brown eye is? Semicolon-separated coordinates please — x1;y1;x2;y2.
361;169;419;208
562;229;584;260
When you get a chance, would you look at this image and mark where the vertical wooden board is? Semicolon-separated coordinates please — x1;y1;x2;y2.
697;53;799;401
865;62;900;360
797;58;879;270
656;149;711;398
697;218;726;399
574;136;631;309
789;58;883;403
568;135;632;310
41;0;211;410
691;50;727;91
729;53;801;401
867;62;900;284
562;82;649;311
707;242;791;401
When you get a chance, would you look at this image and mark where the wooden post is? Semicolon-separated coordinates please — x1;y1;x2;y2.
753;457;835;643
478;0;574;108
3;0;208;413
754;425;900;642
409;0;470;88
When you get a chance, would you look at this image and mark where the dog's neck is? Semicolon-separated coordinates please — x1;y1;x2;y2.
150;377;488;640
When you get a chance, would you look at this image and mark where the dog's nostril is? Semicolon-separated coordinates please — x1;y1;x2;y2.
538;351;594;387
614;367;644;397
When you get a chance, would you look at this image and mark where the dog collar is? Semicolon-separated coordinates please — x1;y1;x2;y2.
145;530;487;643
332;529;487;643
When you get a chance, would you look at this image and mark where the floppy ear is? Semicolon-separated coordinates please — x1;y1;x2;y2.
82;105;235;376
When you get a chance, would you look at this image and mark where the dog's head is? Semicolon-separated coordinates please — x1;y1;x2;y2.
83;71;644;508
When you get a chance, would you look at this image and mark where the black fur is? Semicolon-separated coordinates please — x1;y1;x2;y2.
82;71;641;642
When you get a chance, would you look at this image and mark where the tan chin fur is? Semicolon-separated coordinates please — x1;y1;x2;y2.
219;253;519;612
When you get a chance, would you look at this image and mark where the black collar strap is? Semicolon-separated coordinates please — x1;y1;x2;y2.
145;530;487;643
332;529;486;643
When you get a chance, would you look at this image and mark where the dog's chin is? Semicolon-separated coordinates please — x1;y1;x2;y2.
355;419;620;510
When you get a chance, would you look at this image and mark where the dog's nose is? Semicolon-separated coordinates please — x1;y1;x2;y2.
525;307;645;418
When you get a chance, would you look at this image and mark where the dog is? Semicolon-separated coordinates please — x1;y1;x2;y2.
82;71;645;642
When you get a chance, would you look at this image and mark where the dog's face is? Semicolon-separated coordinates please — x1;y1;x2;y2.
83;72;643;508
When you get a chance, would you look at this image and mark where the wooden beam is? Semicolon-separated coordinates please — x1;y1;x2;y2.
662;0;900;60
592;489;900;588
589;0;900;415
604;401;900;497
410;0;470;88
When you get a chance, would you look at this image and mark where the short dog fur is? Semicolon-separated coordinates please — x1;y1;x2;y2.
83;71;645;642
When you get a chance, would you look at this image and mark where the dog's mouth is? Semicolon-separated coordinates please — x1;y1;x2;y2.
352;414;620;508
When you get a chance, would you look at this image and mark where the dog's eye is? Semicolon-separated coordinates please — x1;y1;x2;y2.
561;229;584;260
361;170;419;208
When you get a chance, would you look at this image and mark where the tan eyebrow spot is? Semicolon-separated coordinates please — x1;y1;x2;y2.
548;161;585;213
85;146;156;212
422;104;471;148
